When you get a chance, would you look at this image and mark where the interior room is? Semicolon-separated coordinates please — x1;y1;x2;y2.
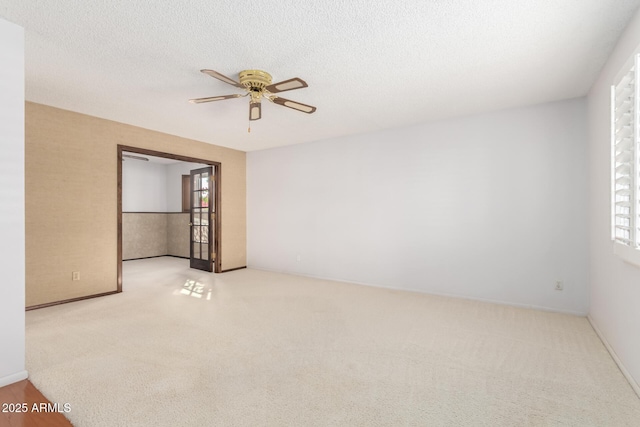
2;1;640;426
121;152;211;268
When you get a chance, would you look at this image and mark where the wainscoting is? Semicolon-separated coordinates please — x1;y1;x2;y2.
123;213;190;260
167;214;190;258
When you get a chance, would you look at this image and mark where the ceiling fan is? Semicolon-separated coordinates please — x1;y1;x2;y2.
189;69;317;121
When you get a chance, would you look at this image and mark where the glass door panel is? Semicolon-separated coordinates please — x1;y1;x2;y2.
189;167;213;272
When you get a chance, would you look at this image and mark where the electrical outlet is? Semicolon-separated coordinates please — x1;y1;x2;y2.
296;254;301;262
555;280;563;291
72;271;80;281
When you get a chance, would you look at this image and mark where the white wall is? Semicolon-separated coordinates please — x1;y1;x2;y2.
122;159;168;212
248;98;589;315
0;17;27;387
165;161;209;212
588;9;640;392
122;160;210;212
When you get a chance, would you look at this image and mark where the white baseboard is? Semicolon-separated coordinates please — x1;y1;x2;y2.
588;315;640;398
0;370;28;388
247;265;588;316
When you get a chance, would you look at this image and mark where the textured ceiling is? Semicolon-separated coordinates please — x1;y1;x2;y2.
1;1;639;152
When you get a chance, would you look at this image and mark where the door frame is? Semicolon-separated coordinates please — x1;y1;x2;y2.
117;145;222;292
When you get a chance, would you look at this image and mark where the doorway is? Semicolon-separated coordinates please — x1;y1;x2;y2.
117;145;222;292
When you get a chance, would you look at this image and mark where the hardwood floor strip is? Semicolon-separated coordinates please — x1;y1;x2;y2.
0;380;73;426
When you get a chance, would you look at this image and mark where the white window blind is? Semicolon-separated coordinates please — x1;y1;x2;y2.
612;54;639;248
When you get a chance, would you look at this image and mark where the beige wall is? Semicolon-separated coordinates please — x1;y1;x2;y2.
122;212;191;260
122;213;168;260
167;213;190;258
25;102;246;307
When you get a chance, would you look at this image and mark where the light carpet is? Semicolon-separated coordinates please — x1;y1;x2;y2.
26;257;640;426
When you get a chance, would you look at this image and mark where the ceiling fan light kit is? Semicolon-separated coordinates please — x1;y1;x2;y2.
189;69;316;123
121;154;149;162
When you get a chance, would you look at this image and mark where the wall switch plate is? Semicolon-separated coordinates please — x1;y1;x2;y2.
296;254;301;262
72;271;80;281
555;280;563;291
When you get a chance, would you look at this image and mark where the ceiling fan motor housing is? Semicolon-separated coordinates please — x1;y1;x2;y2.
239;70;272;91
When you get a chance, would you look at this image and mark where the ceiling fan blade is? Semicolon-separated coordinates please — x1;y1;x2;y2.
200;69;244;88
188;94;244;104
265;77;308;93
249;102;262;121
272;97;316;114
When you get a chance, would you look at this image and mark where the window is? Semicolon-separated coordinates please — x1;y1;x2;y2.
611;52;640;266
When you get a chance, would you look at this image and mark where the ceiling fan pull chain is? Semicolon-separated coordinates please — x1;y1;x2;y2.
248;121;251;133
